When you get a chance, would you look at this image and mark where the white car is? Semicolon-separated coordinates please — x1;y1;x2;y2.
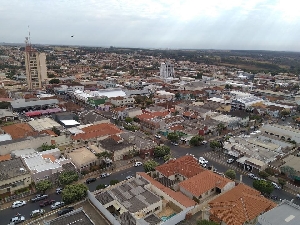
126;175;133;180
227;158;235;164
134;162;143;167
51;201;65;210
248;173;258;180
272;182;281;189
202;141;207;145
154;134;161;139
199;157;208;164
12;200;26;209
10;215;25;224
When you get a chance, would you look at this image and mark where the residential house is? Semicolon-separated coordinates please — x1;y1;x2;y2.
111;107;128;120
110;96;135;107
179;170;235;202
119;131;157;159
1;123;38;140
0;109;17;121
65;146;99;172
208;183;276;225
126;108;143;118
211;114;242;130
155;155;205;182
98;135;135;161
71;123;122;146
137;111;170;134
0;158;32;195
22;148;72;183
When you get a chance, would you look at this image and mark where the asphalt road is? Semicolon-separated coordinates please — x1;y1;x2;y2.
169;142;300;205
0;165;145;224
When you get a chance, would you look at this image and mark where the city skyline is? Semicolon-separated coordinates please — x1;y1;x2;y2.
1;0;300;51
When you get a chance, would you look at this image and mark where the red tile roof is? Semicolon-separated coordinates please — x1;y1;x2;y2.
0;154;11;162
156;155;205;178
209;183;277;225
1;123;38;139
137;111;170;121
137;172;196;208
179;170;232;197
72;123;122;140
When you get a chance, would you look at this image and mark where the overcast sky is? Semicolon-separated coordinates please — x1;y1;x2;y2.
1;0;300;51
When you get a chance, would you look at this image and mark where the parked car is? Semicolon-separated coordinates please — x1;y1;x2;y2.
227;158;235;164
31;194;48;203
40;200;56;207
126;175;133;180
171;142;179;146
154;134;161;139
56;188;63;194
12;200;26;209
100;173;110;178
30;209;45;218
86;177;97;184
57;207;74;216
199;157;208;165
248;173;258;180
202;141;207;145
51;201;65;210
134;162;143;167
10;215;25;224
272;182;281;189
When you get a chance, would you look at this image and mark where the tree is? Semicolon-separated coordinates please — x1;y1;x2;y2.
163;154;171;162
110;180;119;185
167;132;179;143
143;160;159;172
52;126;61;136
154;145;170;158
175;92;181;100
278;178;287;189
189;135;204;146
95;151;113;159
197;220;219;225
210;140;222;150
0;101;10;109
217;123;225;135
35;180;52;193
253;180;274;196
281;166;296;179
125;117;133;124
133;117;140;123
96;184;106;190
59;171;79;186
280;109;290;117
225;169;236;180
258;171;270;179
40;143;56;151
49;78;60;84
62;183;88;204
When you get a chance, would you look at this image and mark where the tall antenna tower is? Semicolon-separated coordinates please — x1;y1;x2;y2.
25;25;32;52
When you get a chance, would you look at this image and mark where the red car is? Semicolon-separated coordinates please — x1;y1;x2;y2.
40;199;56;207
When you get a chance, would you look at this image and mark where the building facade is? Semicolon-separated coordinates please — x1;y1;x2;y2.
160;62;174;79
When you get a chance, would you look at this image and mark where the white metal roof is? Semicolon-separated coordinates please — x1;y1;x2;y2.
61;120;80;126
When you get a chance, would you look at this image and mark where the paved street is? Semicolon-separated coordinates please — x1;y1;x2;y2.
0;165;145;224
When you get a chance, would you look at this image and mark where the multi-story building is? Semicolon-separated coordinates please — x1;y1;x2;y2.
160;62;174;79
24;37;47;89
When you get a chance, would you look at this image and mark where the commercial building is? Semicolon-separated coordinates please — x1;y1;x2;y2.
260;124;300;143
160;62;174;79
0;158;32;195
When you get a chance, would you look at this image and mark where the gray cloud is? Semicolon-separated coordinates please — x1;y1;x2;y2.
1;0;300;51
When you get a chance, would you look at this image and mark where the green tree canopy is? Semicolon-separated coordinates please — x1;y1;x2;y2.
125;117;133;123
253;180;274;196
175;92;181;100
154;145;171;158
133;117;140;122
40;143;56;151
62;183;88;204
35;180;52;193
167;132;179;142
0;101;10;109
96;184;106;190
59;171;79;186
278;178;287;189
210;140;222;150
52;127;61;136
189;135;204;146
225;169;236;180
197;220;219;225
110;180;119;185
49;78;60;84
281;166;296;179
143;160;159;172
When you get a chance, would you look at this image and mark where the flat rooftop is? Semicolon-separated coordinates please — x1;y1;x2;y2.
66;147;97;166
48;208;95;225
95;177;161;213
0;158;29;181
28;117;61;131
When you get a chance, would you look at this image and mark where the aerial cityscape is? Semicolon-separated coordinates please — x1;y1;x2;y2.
1;1;300;225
